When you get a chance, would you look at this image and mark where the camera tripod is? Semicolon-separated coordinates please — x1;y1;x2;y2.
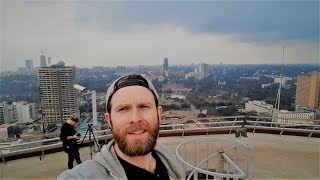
79;124;101;159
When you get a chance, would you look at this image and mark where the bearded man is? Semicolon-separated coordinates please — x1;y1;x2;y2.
58;74;184;180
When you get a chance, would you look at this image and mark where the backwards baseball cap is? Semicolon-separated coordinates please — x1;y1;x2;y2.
106;74;159;113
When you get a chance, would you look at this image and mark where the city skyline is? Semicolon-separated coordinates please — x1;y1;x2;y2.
1;1;319;71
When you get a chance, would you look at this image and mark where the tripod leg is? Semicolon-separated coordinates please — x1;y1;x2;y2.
89;128;92;159
91;130;101;152
80;127;90;144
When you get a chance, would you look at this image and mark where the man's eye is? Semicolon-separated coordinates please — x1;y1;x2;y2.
141;106;150;109
118;107;127;111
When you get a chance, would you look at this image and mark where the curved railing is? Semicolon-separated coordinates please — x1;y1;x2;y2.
176;137;254;180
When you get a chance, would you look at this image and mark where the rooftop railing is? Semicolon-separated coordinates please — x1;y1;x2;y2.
1;116;319;164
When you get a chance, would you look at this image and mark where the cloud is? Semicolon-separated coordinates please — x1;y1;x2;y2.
74;1;319;43
1;1;318;71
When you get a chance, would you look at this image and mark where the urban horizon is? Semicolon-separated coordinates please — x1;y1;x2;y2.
1;1;319;71
1;57;319;73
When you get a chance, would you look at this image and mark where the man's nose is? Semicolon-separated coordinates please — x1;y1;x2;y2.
130;108;142;124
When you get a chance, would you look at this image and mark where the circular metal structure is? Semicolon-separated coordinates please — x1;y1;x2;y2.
176;137;254;180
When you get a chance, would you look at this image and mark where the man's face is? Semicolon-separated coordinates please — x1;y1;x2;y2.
105;86;162;157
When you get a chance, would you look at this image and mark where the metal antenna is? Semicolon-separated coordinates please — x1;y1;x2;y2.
276;46;285;110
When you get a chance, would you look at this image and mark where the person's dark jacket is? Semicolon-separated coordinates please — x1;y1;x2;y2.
60;122;79;153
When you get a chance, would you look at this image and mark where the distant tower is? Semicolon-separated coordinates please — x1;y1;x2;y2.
295;71;320;111
25;59;33;72
38;64;77;124
163;58;169;76
163;58;168;71
199;63;210;79
116;66;126;74
40;50;47;67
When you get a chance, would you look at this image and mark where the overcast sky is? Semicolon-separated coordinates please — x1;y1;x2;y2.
1;0;319;71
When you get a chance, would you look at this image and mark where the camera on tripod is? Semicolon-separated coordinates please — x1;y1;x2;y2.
79;123;101;159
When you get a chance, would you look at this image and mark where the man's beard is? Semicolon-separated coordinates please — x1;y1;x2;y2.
111;117;159;157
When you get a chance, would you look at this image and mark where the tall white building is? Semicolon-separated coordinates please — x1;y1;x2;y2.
38;64;77;124
0;102;13;125
196;63;210;80
25;59;33;72
12;101;33;123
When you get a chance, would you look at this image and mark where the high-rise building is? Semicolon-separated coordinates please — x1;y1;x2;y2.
295;71;320;110
11;101;33;123
40;50;47;67
196;63;210;79
0;102;13;125
26;59;33;72
0;104;5;125
116;66;126;74
38;64;76;124
162;58;169;77
163;58;169;71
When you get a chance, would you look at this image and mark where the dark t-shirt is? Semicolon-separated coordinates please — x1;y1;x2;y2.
60;122;78;152
117;151;170;180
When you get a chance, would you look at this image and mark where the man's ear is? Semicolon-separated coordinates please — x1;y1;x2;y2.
157;106;163;122
104;113;112;129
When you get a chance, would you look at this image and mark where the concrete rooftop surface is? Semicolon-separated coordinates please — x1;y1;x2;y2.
1;133;320;180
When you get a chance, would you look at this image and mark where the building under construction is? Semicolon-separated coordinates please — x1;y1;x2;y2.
38;63;77;125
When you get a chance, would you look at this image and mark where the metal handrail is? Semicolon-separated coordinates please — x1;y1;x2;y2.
1;118;319;163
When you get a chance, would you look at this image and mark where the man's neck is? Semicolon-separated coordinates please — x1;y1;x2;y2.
66;120;74;126
114;143;156;173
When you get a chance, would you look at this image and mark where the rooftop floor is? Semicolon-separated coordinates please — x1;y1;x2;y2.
1;133;319;179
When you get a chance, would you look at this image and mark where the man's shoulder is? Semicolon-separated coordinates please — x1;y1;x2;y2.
61;122;68;129
58;160;109;179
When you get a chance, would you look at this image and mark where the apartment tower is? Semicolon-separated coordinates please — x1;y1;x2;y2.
163;58;169;71
25;59;33;72
163;58;169;77
0;104;5;125
198;63;210;79
38;64;77;124
295;71;320;110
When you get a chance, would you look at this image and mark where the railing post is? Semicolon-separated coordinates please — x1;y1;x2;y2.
280;120;287;136
253;118;258;134
182;121;186;137
206;138;209;180
184;143;187;175
308;120;319;138
194;141;197;167
0;147;5;164
229;117;238;134
40;136;44;160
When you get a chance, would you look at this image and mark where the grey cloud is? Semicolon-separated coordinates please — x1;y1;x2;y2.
73;1;319;43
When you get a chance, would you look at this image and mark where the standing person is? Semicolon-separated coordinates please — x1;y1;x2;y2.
60;115;82;169
58;74;184;179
